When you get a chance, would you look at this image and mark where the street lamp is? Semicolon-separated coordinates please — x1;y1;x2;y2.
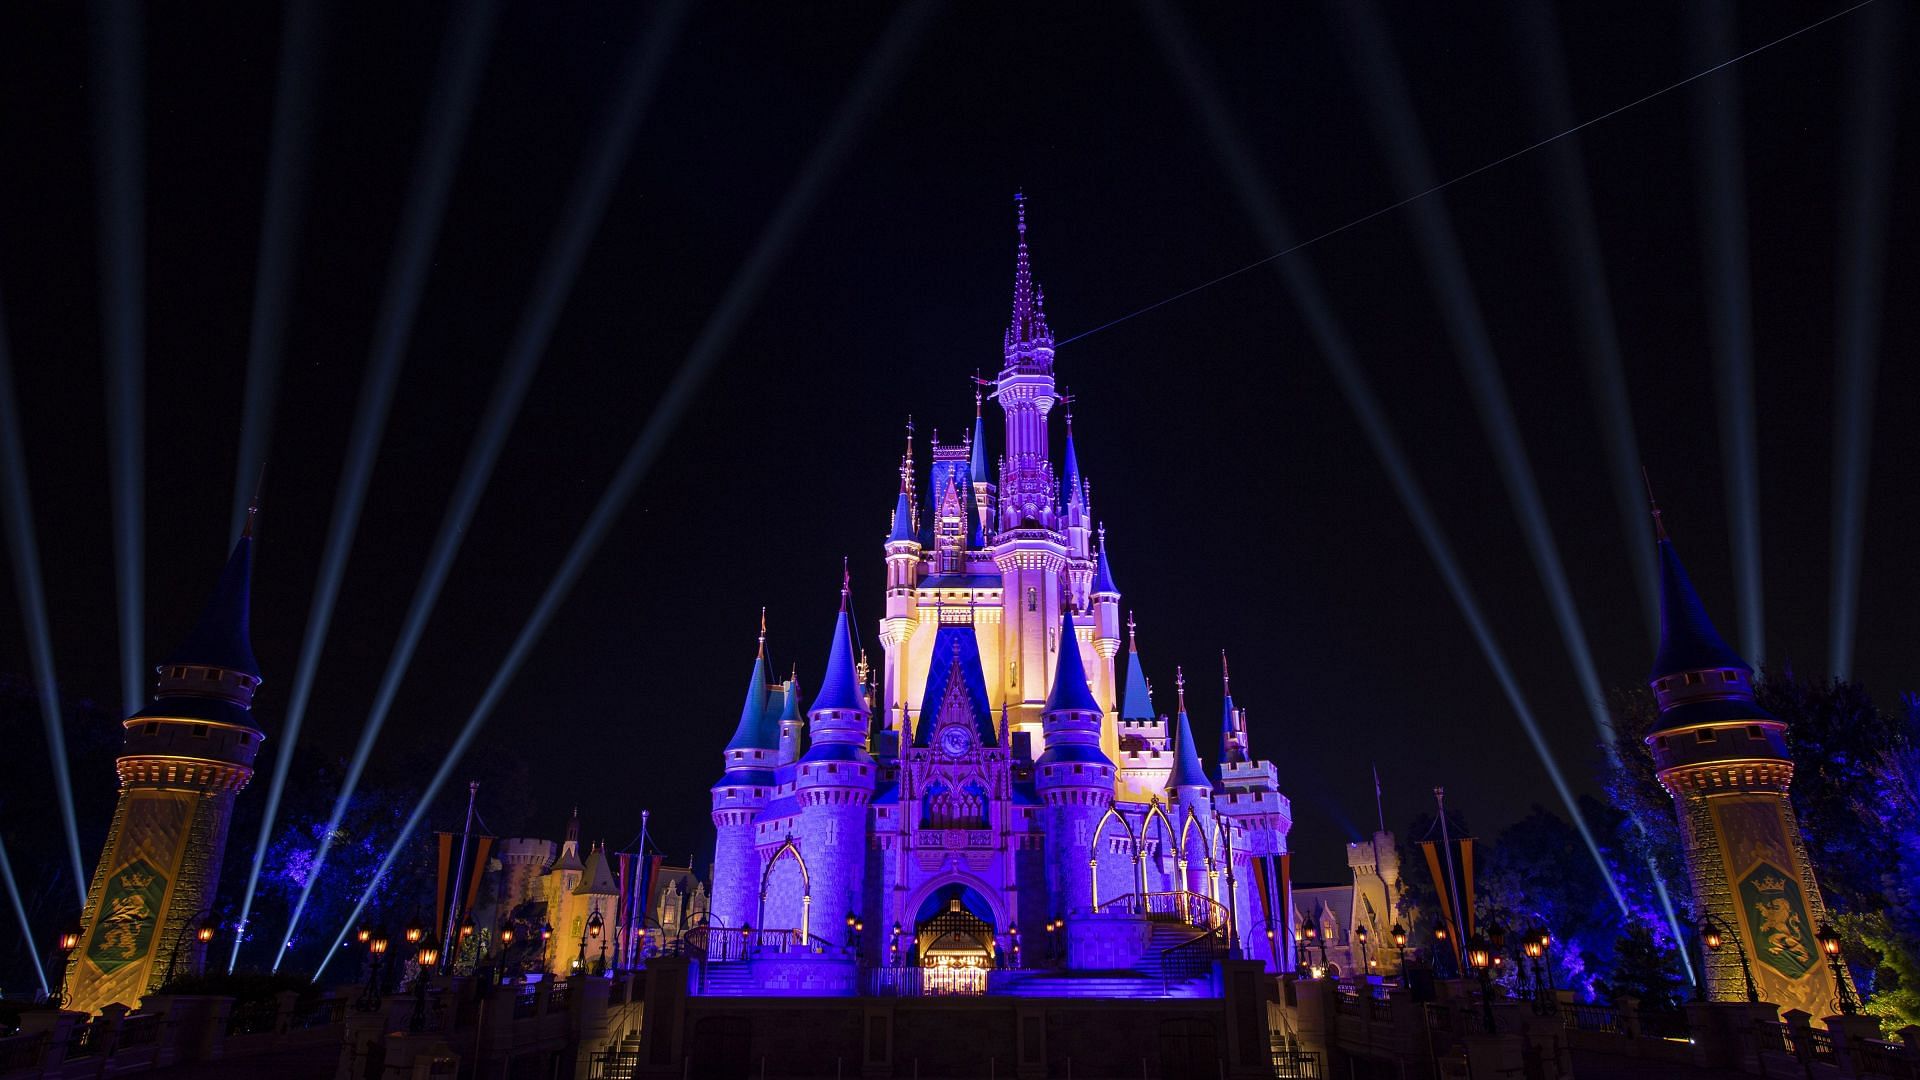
356;930;390;1012
1390;923;1408;975
584;908;606;974
1815;924;1856;1016
409;934;440;1033
1700;915;1759;1004
404;918;423;947
1466;937;1496;1034
50;926;82;1007
1355;924;1371;977
1522;928;1553;1014
164;912;218;985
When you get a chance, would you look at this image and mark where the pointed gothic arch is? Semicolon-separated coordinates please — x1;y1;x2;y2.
756;836;812;941
1089;802;1137;909
1140;800;1180;894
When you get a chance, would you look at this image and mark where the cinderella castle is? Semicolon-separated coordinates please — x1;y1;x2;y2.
702;198;1296;996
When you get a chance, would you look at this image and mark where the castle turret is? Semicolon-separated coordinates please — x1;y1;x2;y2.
1220;652;1248;765
1167;669;1215;896
66;514;267;1013
1089;526;1121;728
995;192;1059;533
711;617;778;932
1642;504;1850;1016
882;466;922;744
970;388;994;534
796;571;877;934
1116;614;1172;801
1035;610;1114;917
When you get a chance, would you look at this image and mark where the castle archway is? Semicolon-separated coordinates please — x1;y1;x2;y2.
909;882;997;993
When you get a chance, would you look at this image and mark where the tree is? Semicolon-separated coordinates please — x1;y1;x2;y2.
1597;920;1688;1032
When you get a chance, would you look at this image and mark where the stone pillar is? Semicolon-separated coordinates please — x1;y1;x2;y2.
1219;959;1277;1078
634;958;688;1074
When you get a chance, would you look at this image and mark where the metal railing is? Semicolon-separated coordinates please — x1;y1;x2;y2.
589;1048;641;1079
1559;1002;1622;1034
1857;1039;1920;1079
226;998;280;1036
685;926;838;962
1269;1036;1323;1079
867;965;989;997
1158;926;1227;994
116;1013;164;1048
512;982;539;1019
1093;890;1230;929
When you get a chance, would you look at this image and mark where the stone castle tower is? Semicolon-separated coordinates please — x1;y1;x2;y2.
1643;506;1853;1017
65;514;265;1013
704;197;1294;991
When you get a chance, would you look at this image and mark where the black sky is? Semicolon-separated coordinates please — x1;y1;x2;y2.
1;1;1916;896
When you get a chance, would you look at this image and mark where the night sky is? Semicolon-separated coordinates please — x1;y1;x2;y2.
2;0;1916;907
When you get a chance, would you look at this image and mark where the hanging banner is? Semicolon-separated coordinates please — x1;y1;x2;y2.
1457;838;1476;941
434;832;455;936
463;835;496;915
1419;840;1458;943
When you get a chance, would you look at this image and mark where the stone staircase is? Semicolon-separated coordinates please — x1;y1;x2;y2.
695;961;759;996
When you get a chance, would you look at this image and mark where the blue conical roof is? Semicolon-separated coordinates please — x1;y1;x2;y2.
970;409;990;485
1169;703;1211;790
1093;540;1118;595
811;606;868;715
726;648;774;752
913;625;997;746
1044;609;1102;714
163;534;260;678
889;488;914;543
1121;624;1154;721
778;676;801;724
1060;425;1082;505
1650;538;1749;680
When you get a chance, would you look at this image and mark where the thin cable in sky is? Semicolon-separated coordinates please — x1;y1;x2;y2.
228;0;502;972
1063;0;1872;347
272;0;688;972
307;0;942;983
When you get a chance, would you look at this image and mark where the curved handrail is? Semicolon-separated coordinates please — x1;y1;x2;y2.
1094;890;1231;929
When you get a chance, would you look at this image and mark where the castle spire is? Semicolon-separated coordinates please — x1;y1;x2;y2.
1060;403;1082;507
161;516;262;681
1003;191;1054;358
811;562;868;716
1092;525;1118;596
1120;611;1154;720
1169;665;1211;791
1647;504;1748;681
726;613;777;752
1043;608;1101;715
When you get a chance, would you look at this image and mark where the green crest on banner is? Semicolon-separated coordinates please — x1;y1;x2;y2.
1739;860;1815;980
87;859;167;973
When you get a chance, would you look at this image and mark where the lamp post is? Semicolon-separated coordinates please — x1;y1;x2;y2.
539;922;553;973
1355;924;1371;978
1466;937;1496;1034
891;921;902;968
408;934;441;1033
1815;924;1856;1016
1522;930;1549;1014
1390;923;1408;977
1700;915;1759;1004
498;924;518;979
356;931;390;1012
163;912;218;985
1432;922;1451;978
50;926;81;1008
585;908;606;975
452;913;474;973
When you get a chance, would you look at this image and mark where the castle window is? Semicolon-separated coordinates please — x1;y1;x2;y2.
191;724;209;738
1745;726;1762;740
1655;736;1669;750
1696;729;1716;744
1027;587;1037;612
143;722;158;734
1683;672;1701;685
1723;672;1740;683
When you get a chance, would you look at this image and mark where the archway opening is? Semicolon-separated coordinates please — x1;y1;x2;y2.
913;885;995;994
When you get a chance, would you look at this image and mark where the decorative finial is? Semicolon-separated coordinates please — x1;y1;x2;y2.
974;372;983;417
1175;666;1186;712
758;607;767;658
1127;610;1137;650
1221;650;1230;693
1014;189;1026;237
1641;466;1669;541
840;557;850;611
1097;522;1106;550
